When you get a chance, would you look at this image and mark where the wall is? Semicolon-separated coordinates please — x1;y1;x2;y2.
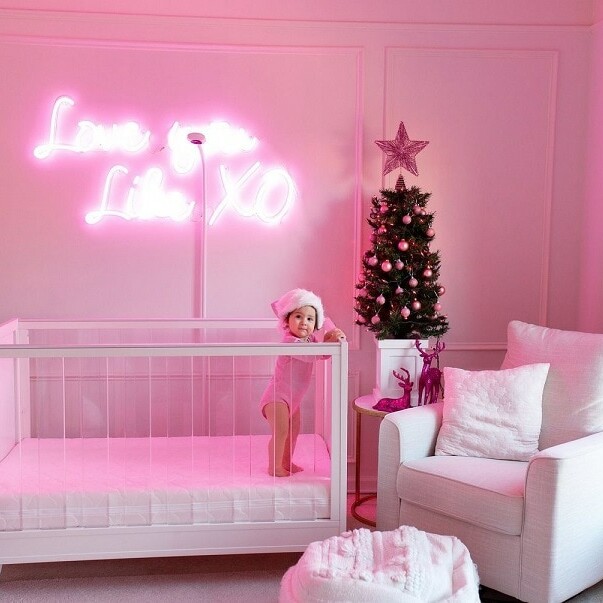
0;0;598;489
579;1;603;332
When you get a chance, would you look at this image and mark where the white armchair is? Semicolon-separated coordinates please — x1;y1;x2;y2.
377;321;603;603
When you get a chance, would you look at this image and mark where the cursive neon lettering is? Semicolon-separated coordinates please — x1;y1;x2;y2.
35;95;296;226
34;96;77;158
254;168;296;224
85;166;194;224
208;163;295;226
85;165;132;224
168;121;259;175
203;121;258;155
209;162;262;225
168;122;197;174
75;120;150;153
133;167;194;221
34;96;150;159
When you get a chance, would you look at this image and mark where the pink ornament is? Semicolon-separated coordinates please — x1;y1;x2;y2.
398;240;409;252
371;315;381;325
358;288;367;297
378;225;387;235
438;286;446;295
381;260;392;272
402;215;412;225
434;303;442;312
408;277;419;288
357;316;366;324
395;259;404;270
412;300;421;311
401;306;411;319
376;294;386;305
380;204;389;214
413;204;422;215
426;228;435;237
423;268;433;278
395;286;404;294
368;256;378;266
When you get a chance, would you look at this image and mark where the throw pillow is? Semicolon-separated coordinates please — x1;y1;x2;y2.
501;320;603;449
435;363;550;461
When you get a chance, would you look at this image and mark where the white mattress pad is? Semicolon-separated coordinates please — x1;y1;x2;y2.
0;433;331;530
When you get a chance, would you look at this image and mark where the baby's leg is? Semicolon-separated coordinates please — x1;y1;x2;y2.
263;401;291;477
284;409;303;473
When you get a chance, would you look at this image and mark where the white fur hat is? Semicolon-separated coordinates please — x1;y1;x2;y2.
271;288;325;330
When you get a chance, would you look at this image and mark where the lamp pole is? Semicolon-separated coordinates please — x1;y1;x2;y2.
187;132;207;319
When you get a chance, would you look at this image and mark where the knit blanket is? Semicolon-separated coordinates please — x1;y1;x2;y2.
279;526;479;602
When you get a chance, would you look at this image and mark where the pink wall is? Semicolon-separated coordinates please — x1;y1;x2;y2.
0;0;600;489
579;8;603;331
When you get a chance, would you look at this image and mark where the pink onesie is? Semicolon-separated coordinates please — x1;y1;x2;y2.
260;333;325;416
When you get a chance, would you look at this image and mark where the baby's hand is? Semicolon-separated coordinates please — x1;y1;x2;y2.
324;328;346;342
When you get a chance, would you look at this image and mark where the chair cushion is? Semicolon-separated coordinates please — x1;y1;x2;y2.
435;364;549;461
398;456;527;535
501;320;603;449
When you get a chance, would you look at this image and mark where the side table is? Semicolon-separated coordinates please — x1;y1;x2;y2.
351;394;388;527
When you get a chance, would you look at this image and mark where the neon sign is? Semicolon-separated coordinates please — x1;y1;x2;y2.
84;165;195;224
210;164;295;226
167;121;258;174
34;96;150;158
34;96;296;226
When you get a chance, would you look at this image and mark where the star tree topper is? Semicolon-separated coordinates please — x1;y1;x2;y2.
375;121;429;177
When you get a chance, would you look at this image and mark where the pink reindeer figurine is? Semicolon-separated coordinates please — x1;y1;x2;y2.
415;339;445;405
373;368;414;413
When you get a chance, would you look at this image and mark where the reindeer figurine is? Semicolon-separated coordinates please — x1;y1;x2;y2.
373;368;414;413
415;339;445;405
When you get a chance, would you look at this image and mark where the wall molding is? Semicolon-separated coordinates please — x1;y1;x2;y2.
383;46;557;336
443;341;506;351
0;7;594;34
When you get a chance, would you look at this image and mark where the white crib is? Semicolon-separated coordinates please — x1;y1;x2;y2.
0;318;348;569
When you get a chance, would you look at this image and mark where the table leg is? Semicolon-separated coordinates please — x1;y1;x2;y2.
350;410;377;527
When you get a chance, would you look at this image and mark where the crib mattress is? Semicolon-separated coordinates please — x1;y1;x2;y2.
0;434;331;531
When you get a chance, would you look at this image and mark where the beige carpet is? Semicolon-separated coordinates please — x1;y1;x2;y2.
0;497;602;602
0;552;300;602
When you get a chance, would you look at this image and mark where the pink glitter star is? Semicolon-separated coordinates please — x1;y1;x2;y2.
375;122;429;177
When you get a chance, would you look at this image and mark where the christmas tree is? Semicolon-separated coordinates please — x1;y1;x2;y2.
355;122;449;340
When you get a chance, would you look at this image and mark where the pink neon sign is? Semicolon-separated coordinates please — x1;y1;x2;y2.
34;96;296;226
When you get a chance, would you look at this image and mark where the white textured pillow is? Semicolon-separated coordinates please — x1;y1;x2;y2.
435;363;550;461
501;320;603;449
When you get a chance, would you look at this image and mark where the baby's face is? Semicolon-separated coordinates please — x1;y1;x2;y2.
287;306;317;338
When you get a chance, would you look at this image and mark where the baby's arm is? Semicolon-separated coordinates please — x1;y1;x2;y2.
323;328;346;342
318;317;346;343
322;317;346;342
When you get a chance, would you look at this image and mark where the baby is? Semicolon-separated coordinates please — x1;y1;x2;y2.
260;289;345;477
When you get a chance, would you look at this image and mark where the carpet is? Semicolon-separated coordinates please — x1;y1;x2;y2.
0;557;298;602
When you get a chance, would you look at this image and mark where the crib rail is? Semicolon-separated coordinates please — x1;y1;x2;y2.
0;341;339;357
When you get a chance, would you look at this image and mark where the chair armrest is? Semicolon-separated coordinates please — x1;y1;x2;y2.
376;402;444;530
521;431;603;602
